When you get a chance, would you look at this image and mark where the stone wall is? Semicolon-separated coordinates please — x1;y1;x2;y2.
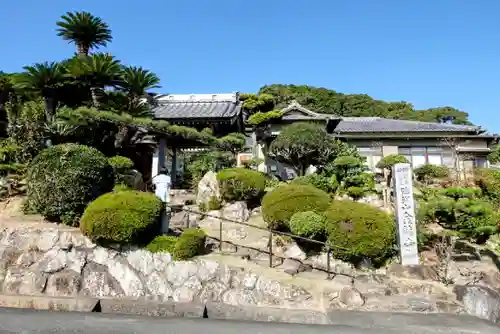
0;227;316;309
0;226;499;324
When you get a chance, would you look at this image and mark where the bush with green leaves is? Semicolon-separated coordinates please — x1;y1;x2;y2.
325;200;396;264
419;187;499;242
108;155;134;186
262;183;331;229
146;235;178;254
185;151;235;188
343;173;376;199
80;190;163;246
376;154;409;170
217;167;267;202
173;228;206;260
113;183;133;192
268;123;360;176
414;164;449;184
475;168;500;204
330;156;365;181
289;211;326;238
26;144;114;225
291;173;338;193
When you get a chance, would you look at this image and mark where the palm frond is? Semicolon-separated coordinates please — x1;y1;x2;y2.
65;53;121;87
117;66;161;97
56;11;112;55
14;62;66;94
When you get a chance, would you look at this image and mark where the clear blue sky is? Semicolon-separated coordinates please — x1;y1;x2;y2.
1;1;499;131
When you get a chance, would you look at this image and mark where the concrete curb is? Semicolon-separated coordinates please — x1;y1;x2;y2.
0;294;99;312
0;294;498;329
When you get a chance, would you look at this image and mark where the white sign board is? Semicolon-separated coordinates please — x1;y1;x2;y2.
392;163;419;265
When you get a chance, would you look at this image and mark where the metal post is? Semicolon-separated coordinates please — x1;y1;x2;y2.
268;230;273;268
219;218;223;252
326;245;331;280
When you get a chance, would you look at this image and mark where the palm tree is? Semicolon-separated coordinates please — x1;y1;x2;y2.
14;62;66;121
66;53;121;108
113;67;161;148
56;11;112;57
117;66;161;100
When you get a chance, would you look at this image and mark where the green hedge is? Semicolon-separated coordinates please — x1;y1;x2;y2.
173;228;206;260
262;183;331;229
80;190;163;246
325;200;396;263
289;211;326;238
26;143;114;225
217;167;267;202
146;235;178;254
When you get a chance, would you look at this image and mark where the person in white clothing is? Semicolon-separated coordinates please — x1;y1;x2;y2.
152;167;172;203
152;167;172;233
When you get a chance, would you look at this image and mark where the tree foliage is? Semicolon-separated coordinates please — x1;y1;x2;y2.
56;11;112;56
269;122;352;176
258;84;473;125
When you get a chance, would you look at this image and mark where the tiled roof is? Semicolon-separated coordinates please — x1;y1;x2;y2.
153;101;241;119
152;93;242;120
334;117;480;133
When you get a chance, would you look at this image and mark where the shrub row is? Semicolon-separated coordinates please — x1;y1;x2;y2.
261;183;396;263
146;229;206;260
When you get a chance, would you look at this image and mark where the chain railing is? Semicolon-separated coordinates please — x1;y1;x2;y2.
167;205;351;280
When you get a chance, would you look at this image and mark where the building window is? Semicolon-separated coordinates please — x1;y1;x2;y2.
357;147;383;172
398;146;454;168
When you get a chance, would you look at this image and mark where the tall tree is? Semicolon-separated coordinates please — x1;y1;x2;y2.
117;66;161;101
14;62;66;121
113;66;161;148
66;53;121;108
56;11;112;57
269;122;353;176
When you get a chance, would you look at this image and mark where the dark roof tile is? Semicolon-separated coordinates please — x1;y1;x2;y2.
153;101;241;120
335;117;480;133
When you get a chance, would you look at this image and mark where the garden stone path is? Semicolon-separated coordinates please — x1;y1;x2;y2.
197;209;276;260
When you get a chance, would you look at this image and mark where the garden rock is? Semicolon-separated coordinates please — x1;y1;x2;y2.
220;202;249;223
196;171;220;206
453;285;500;323
283;243;307;261
387;264;439;281
280;258;312;276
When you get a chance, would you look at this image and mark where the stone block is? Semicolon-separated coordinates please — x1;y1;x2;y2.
99;298;205;318
0;294;99;312
205;302;328;324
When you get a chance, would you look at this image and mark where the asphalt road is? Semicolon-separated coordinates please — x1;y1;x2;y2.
0;307;498;334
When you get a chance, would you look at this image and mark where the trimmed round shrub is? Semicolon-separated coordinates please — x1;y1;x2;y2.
108;155;134;170
26;143;114;225
291;173;338;193
414;164;449;183
80;190;163;246
376;154;409;170
325;200;396;263
262;183;331;229
173;228;206;260
146;235;178;254
217;167;267;202
289;211;326;238
113;183;133;192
